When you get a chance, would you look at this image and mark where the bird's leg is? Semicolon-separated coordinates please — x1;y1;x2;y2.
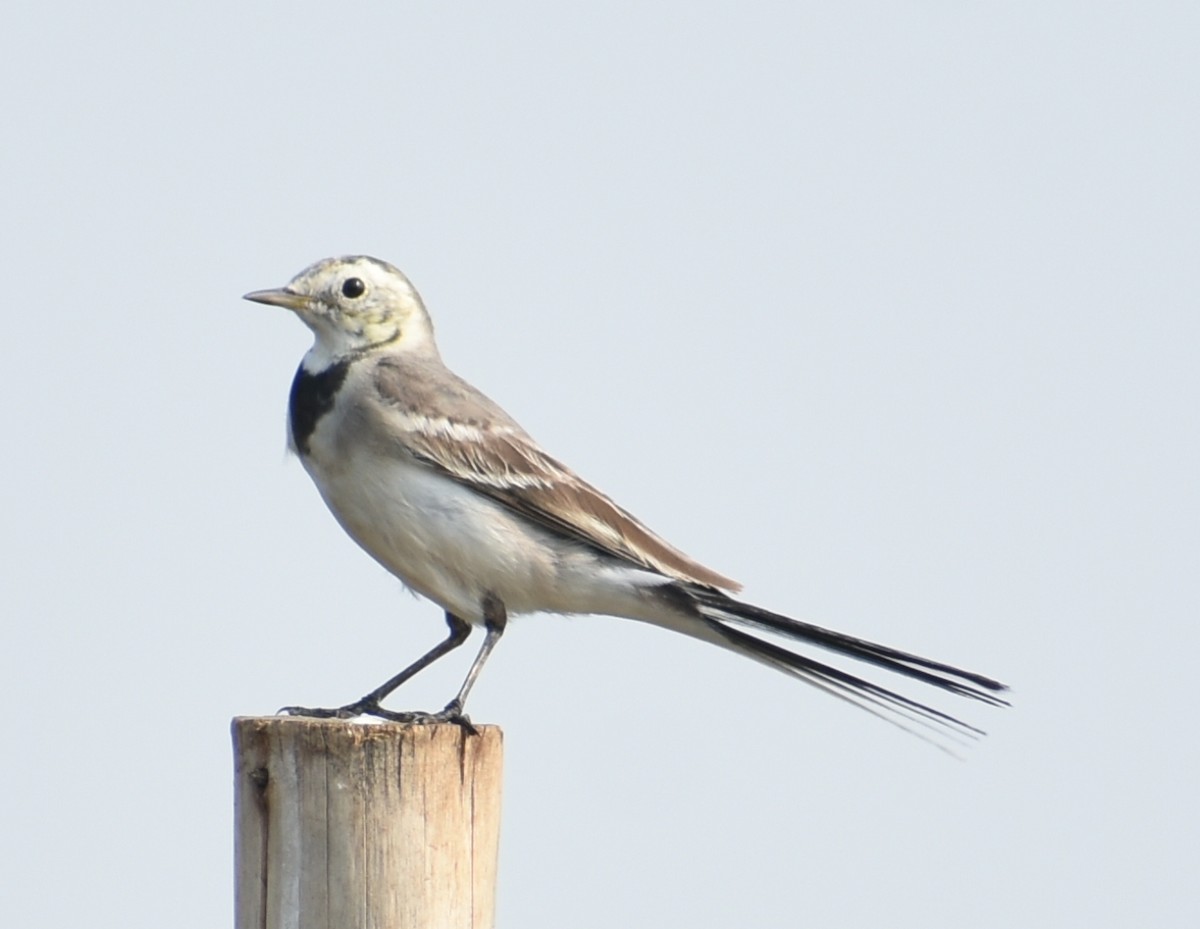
368;596;506;735
280;612;472;719
439;593;508;720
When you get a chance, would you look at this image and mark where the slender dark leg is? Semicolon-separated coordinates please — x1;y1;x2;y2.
441;594;508;718
371;594;507;731
281;612;472;719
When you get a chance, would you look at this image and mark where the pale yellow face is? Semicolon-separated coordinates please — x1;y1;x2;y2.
245;255;436;362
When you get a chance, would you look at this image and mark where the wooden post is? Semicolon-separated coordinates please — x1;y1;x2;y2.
232;717;503;929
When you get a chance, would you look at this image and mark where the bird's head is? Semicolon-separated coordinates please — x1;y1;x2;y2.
245;256;437;364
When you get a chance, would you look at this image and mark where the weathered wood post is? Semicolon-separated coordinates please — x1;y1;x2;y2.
232;717;503;929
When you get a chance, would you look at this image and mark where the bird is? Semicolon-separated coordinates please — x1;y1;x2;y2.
245;255;1008;743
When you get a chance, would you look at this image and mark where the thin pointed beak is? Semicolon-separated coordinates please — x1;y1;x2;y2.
243;287;312;311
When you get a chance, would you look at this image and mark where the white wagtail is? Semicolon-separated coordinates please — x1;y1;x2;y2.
246;256;1008;741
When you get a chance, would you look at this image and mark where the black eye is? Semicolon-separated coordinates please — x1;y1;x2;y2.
341;277;366;299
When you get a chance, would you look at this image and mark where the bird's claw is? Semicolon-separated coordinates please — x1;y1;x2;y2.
277;699;477;734
277;699;379;719
372;704;478;735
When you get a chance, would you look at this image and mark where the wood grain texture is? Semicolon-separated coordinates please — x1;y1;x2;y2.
232;717;503;929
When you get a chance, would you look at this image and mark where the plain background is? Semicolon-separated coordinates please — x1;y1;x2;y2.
3;3;1197;927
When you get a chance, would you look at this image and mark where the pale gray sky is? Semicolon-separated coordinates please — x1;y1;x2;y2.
3;3;1197;927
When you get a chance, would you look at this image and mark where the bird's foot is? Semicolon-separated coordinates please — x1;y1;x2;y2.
278;698;477;734
277;696;385;719
372;700;478;735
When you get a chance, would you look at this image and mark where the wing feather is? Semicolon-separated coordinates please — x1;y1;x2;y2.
372;358;740;591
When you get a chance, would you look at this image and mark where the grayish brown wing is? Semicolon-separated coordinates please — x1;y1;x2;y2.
372;356;741;591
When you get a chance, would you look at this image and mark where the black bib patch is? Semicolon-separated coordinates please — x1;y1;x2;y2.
289;359;352;455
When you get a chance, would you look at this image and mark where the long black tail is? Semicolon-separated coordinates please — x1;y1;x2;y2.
670;585;1009;743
